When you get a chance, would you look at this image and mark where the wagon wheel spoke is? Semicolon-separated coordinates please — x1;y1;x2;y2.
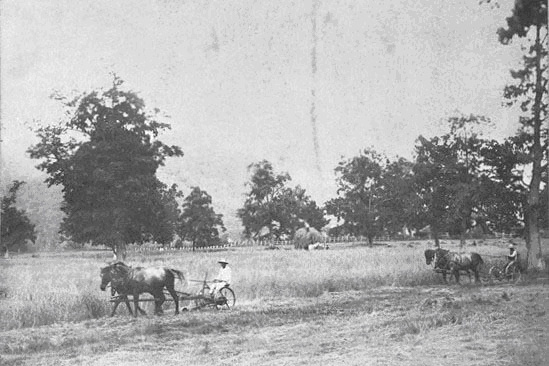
216;287;235;310
488;266;501;283
508;265;521;283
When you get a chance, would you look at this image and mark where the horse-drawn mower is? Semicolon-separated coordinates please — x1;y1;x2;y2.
107;275;236;316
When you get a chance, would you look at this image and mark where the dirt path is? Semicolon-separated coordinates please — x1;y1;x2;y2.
1;283;548;366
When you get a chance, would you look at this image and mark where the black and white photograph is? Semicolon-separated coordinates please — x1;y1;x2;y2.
1;0;548;365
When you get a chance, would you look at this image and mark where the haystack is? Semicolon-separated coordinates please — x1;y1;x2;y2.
294;226;323;250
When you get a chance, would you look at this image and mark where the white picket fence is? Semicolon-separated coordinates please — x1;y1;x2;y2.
128;235;373;253
126;231;518;254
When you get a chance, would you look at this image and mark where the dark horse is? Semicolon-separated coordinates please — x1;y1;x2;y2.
100;262;185;317
425;248;484;284
107;273;147;317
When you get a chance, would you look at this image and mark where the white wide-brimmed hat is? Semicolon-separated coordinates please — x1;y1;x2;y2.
509;244;515;249
218;258;228;264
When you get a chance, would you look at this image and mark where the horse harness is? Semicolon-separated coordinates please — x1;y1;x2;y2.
433;250;450;269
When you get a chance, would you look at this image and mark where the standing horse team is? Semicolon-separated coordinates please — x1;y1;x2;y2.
424;248;484;284
99;248;484;318
100;262;186;317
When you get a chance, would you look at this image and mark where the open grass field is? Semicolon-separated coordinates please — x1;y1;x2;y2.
1;238;548;365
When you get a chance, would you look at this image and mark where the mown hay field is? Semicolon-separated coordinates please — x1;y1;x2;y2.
0;239;523;331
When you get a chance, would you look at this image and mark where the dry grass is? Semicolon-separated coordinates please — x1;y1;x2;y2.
0;238;530;331
1;282;548;366
1;235;548;366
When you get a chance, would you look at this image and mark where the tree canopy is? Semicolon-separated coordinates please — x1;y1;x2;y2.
413;116;494;246
326;149;417;244
1;181;36;256
28;77;183;256
238;160;327;239
325;115;532;247
178;186;225;250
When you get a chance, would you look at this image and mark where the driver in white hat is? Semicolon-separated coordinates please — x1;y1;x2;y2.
505;243;518;274
210;258;232;297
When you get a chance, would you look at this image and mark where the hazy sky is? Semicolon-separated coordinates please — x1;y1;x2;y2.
0;0;523;233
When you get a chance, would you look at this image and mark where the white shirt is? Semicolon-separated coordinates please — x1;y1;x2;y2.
217;266;232;284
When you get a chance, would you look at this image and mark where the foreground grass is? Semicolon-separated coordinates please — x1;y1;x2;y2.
0;239;527;330
1;284;548;366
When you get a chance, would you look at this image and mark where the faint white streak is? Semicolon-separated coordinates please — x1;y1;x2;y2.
206;27;220;53
310;0;321;174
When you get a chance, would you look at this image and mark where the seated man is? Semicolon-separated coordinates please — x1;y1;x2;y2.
209;259;231;297
505;243;519;274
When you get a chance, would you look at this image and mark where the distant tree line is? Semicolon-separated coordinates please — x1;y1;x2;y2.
235;113;545;250
323;115;544;247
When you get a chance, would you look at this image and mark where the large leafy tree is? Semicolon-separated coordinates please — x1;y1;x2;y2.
413;115;491;246
153;183;185;245
325;149;416;245
178;187;225;251
413;137;454;246
276;185;328;235
478;137;528;235
1;181;37;256
238;160;326;239
28;77;183;258
496;0;548;269
291;187;328;231
238;160;290;239
377;157;421;236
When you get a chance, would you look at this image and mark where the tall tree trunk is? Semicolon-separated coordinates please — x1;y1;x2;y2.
526;209;544;269
526;24;546;271
119;242;127;261
432;226;440;247
112;237;127;262
460;216;467;248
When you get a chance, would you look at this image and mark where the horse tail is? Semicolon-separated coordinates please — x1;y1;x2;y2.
169;268;186;285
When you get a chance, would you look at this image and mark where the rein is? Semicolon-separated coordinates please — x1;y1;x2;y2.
108;265;132;291
433;250;450;268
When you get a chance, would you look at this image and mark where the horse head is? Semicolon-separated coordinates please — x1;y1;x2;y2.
424;249;435;265
100;262;130;291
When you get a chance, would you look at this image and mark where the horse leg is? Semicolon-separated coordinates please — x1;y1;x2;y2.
167;288;180;315
110;293;132;316
109;288;121;316
126;292;145;315
474;268;481;284
165;278;180;315
154;291;165;315
454;269;461;285
136;303;147;315
123;296;134;316
133;294;140;318
111;298;123;317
